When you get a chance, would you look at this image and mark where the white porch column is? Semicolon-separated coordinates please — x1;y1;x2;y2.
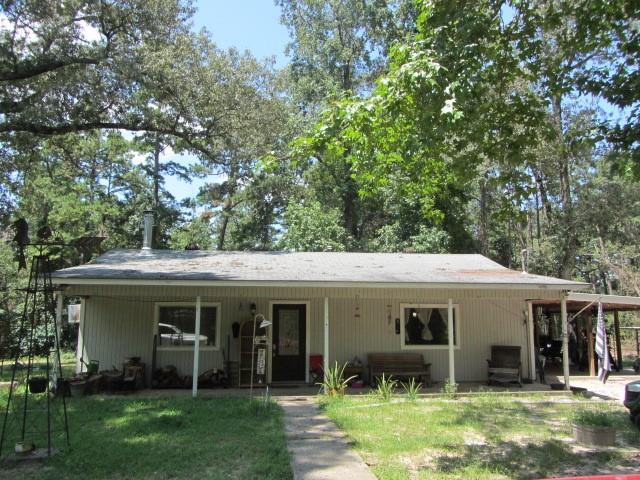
192;296;202;398
54;293;64;375
527;302;536;381
447;298;455;384
323;297;329;388
561;293;570;390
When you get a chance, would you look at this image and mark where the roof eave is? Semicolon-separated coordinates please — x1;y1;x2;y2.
51;276;590;291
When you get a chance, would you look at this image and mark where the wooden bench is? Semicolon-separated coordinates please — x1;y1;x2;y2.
487;345;522;387
368;353;431;387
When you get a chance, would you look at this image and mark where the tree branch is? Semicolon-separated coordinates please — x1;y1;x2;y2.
0;57;102;82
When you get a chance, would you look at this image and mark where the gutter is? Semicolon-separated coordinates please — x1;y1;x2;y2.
51;277;590;291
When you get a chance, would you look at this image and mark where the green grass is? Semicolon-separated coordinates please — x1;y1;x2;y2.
0;395;292;479
319;394;640;479
0;351;77;382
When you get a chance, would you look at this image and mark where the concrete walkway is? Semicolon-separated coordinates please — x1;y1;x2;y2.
278;396;376;480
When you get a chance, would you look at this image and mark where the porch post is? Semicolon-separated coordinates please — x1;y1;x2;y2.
192;295;201;398
613;310;623;372
55;293;64;375
323;297;329;389
527;301;536;381
561;293;570;390
447;298;455;384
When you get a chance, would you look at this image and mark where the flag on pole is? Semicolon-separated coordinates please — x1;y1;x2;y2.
594;302;611;383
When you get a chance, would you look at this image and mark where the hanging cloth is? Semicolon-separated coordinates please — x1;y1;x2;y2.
595;302;611;383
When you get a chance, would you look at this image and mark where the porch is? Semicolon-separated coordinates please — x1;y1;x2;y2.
57;283;572;396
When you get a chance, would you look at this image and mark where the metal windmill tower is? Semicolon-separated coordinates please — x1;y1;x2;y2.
0;222;71;458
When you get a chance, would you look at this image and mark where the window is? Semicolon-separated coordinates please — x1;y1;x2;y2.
155;303;220;349
400;304;459;349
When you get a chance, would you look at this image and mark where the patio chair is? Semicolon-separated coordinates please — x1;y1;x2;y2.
487;345;522;387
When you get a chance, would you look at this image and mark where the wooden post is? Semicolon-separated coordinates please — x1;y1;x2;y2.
613;311;623;371
561;294;570;390
587;314;595;377
527;302;536;381
192;296;201;398
447;298;455;384
637;329;639;357
323;297;329;393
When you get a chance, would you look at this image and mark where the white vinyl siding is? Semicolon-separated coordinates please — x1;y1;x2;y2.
69;284;562;383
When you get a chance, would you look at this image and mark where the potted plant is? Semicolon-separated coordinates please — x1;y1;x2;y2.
572;407;616;446
28;376;48;394
68;377;87;398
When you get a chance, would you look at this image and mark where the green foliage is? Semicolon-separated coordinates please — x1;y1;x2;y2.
441;378;458;399
168;216;214;250
400;377;422;401
374;374;397;401
318;362;356;397
280;201;352;251
572;405;616;428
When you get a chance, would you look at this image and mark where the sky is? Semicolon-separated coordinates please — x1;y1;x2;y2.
163;1;290;202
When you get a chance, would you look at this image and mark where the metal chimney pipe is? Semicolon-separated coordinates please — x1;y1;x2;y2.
142;210;154;250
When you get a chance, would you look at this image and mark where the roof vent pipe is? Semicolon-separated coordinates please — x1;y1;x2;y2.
142;210;155;250
521;249;528;273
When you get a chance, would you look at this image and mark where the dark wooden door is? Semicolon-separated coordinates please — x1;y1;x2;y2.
272;304;306;382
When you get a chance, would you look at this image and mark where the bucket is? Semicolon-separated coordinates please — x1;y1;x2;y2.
87;360;99;375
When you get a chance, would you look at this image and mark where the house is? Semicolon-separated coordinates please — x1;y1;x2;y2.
51;243;589;395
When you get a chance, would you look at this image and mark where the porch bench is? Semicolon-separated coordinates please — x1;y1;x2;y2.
367;353;431;387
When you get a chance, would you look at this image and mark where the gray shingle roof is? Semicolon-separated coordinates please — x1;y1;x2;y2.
51;249;588;289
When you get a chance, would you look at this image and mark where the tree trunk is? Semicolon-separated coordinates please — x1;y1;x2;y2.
552;94;576;279
478;176;489;256
217;211;230;251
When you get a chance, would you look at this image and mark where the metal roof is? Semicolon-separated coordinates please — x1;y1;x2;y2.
532;292;640;312
51;249;588;290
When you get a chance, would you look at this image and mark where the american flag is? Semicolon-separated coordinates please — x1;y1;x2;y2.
595;302;611;383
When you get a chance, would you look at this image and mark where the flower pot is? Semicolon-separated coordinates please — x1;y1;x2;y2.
573;423;616;447
69;381;86;398
28;376;48;394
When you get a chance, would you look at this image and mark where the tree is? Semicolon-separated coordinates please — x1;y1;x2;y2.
0;1;198;138
277;0;417;242
279;200;351;251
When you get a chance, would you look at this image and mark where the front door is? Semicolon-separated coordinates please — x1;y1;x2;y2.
272;304;306;382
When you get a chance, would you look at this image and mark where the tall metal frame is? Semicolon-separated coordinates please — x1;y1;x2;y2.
0;246;70;458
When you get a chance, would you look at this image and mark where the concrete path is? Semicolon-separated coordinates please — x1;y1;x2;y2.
278;396;376;480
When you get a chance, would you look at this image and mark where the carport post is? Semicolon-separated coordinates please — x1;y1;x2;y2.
192;296;201;398
323;297;329;391
527;301;536;381
561;293;570;390
447;298;455;384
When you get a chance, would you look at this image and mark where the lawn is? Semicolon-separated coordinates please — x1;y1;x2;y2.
0;393;292;480
320;393;640;480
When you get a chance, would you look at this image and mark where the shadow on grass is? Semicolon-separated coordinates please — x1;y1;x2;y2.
2;396;292;480
433;437;634;479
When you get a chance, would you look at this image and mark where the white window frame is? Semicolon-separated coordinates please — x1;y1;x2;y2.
154;301;221;351
400;303;461;350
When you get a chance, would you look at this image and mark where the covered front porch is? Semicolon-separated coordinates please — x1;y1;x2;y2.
54;282;574;397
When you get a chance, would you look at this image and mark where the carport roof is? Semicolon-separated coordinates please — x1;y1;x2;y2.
51;249;589;290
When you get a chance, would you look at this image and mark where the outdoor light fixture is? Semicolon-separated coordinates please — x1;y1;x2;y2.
250;303;257;315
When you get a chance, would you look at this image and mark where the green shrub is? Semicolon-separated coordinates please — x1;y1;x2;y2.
317;362;356;397
572;406;615;427
441;378;458;399
401;377;423;401
375;374;397;401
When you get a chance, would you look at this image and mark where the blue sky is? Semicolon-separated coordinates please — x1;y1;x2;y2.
164;1;289;202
